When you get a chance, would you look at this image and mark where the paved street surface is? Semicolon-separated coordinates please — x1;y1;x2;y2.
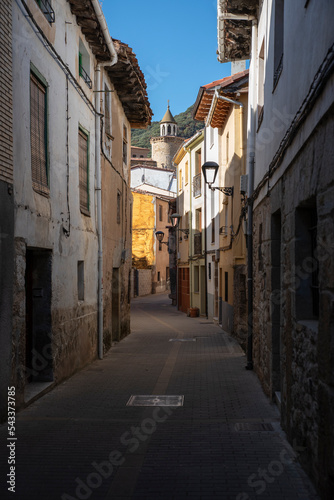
0;293;319;499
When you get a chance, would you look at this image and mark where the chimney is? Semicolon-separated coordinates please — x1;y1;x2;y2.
231;60;246;75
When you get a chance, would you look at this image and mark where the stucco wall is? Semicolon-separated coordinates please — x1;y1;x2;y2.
12;0;100;406
132;191;155;269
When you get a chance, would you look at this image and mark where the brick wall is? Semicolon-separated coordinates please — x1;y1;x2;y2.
0;0;13;184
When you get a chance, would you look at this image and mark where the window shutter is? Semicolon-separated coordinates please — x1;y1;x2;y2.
30;73;48;194
79;129;89;213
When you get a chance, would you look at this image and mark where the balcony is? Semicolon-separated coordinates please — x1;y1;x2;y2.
193;173;201;198
194;232;202;255
79;64;92;89
36;0;55;23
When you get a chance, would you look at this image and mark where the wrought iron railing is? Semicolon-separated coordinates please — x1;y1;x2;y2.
79;65;92;89
273;53;283;90
37;0;55;23
193;173;201;197
194;232;202;255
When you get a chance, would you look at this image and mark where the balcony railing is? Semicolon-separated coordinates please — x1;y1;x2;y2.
79;65;92;89
36;0;55;23
193;173;201;198
194;232;202;255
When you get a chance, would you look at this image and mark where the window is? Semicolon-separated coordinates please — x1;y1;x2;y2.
258;39;265;129
79;39;92;89
123;125;128;164
194;267;199;293
117;190;121;224
195;208;202;233
30;71;49;195
157;271;161;282
195;149;202;175
185;161;189;185
208;263;211;280
35;0;55;23
133;154;137;158
179;169;183;191
295;202;319;320
104;84;111;136
167;124;171;135
225;272;228;302
210;126;214;148
77;261;84;301
211;218;215;243
78;128;89;214
159;204;163;222
273;0;284;89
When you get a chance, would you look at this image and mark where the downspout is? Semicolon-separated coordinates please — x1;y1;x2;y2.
246;19;258;370
204;129;208;318
91;0;117;359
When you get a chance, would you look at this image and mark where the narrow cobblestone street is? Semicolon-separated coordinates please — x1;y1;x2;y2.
0;294;319;499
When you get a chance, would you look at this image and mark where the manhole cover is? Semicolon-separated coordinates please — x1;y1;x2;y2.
127;395;184;407
234;422;274;432
169;338;196;342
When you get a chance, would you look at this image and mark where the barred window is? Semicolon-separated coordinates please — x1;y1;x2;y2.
117;190;121;224
78;129;89;214
30;73;49;195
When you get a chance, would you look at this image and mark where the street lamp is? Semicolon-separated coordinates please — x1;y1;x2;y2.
170;213;189;235
155;230;168;245
202;161;234;196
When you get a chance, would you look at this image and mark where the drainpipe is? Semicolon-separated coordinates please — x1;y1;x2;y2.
92;1;117;359
204;128;208;318
246;19;258;371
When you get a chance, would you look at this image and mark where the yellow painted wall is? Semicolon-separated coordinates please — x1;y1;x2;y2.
132;191;155;268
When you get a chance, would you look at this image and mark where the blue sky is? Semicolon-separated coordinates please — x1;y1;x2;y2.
102;0;232;121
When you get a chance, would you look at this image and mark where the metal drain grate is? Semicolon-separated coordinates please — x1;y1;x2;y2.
234;422;274;432
127;395;184;407
169;338;196;342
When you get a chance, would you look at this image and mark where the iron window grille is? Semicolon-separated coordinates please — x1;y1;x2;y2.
194;232;202;255
79;61;92;89
35;0;55;23
193;173;202;197
273;53;284;90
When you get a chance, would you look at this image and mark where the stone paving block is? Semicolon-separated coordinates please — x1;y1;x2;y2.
0;294;320;500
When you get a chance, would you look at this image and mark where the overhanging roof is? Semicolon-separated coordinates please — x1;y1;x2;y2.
217;0;258;63
107;40;153;129
67;1;152;129
193;70;249;127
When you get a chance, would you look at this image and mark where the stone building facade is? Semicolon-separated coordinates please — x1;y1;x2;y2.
217;0;334;496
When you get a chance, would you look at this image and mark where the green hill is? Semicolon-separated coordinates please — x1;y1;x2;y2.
131;104;203;150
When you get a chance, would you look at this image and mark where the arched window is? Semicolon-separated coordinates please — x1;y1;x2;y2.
167;124;171;135
162;125;165;136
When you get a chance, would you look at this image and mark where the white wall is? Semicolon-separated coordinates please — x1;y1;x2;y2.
131;166;176;193
13;0;98;310
250;0;334;202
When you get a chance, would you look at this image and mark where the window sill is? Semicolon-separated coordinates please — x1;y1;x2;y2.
296;320;319;333
33;186;50;198
80;208;90;217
